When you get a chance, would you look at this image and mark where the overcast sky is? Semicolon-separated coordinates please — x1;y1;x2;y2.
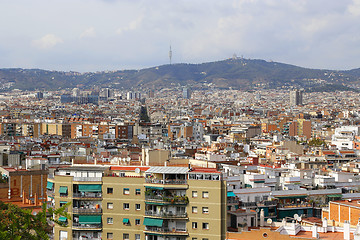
1;0;360;72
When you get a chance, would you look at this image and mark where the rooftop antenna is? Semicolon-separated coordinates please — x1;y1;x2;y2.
169;44;172;65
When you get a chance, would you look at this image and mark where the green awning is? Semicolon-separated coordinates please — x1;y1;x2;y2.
145;186;164;190
60;201;68;204
59;186;68;194
143;218;163;227
59;216;67;222
46;182;54;190
123;218;130;224
254;181;265;183
245;184;252;188
78;184;102;192
78;215;102;224
48;196;54;199
124;188;129;190
275;195;307;199
227;192;236;197
328;194;342;198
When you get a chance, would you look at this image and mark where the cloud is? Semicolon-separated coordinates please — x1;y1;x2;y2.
80;27;96;39
116;16;143;35
32;34;63;49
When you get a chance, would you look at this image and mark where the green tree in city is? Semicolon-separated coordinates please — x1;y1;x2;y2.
0;201;71;240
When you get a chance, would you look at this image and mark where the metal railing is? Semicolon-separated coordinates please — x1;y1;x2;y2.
72;223;102;229
73;177;102;182
72;208;102;214
145;178;187;185
278;203;313;209
145;226;187;233
73;192;102;198
145;195;188;204
145;211;187;218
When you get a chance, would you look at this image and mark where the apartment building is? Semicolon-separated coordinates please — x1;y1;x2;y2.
49;165;227;240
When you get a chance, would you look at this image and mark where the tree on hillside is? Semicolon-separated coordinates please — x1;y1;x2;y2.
0;201;71;240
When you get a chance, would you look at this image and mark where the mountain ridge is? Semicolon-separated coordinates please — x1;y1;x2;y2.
1;58;360;91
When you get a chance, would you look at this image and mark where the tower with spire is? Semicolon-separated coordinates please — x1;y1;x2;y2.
169;45;172;65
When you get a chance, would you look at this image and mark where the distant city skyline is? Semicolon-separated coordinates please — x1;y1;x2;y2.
1;0;360;72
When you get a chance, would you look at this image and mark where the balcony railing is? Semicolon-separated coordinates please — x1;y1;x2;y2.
73;192;102;198
278;203;313;209
145;195;189;204
145;178;187;185
145;226;187;234
72;223;102;229
73;177;102;182
227;199;238;204
145;211;187;218
72;208;102;214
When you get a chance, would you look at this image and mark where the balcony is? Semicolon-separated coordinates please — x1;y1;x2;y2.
73;177;102;182
278;203;313;209
73;192;102;199
145;195;189;205
144;226;188;235
145;211;187;218
227;199;238;204
145;178;187;185
72;223;102;230
72;208;102;214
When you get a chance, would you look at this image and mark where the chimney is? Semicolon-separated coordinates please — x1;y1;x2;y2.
22;190;25;204
312;223;318;238
34;193;38;206
260;209;265;227
322;217;328;233
344;220;351;240
354;222;360;240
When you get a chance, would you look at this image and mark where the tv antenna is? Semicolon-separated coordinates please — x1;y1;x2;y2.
169;45;172;65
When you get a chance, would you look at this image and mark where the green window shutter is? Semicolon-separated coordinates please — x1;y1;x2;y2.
59;186;68;194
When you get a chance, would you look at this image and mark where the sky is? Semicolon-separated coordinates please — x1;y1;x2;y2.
1;0;360;72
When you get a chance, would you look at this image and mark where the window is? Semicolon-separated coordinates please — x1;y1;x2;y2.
135;204;141;210
123;203;129;210
202;222;209;229
202;238;209;240
107;203;113;209
255;196;260;202
135;234;140;240
107;218;113;224
192;191;198;198
202;191;209;198
107;233;113;239
123;188;130;195
123;233;129;240
107;188;113;194
192;206;198;213
192;222;198;229
135;219;141;225
202;207;209;214
192;238;198;240
135;189;141;195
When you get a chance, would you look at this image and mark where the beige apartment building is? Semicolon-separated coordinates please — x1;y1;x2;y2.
48;165;227;240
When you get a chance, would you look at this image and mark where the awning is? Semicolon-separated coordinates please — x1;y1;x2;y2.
59;186;68;194
60;201;68;204
78;215;102;224
227;192;236;197
145;186;164;190
46;182;54;190
59;216;67;222
78;184;102;192
123;218;130;224
124;188;129;190
143;218;163;227
327;194;342;198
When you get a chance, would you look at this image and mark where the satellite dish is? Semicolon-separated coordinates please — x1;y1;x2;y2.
267;218;273;224
256;208;260;213
294;214;299;220
135;168;140;173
